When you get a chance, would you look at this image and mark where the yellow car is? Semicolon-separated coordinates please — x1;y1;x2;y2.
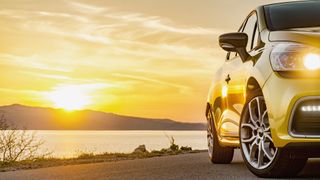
206;1;320;178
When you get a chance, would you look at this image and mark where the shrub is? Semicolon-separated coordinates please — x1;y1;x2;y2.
77;153;95;159
0;114;46;165
168;136;179;152
180;146;192;151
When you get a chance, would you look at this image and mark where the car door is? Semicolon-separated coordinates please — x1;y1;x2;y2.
219;12;258;138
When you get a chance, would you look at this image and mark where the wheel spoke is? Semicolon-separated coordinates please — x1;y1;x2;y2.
248;101;259;127
264;126;270;132
256;98;262;122
241;123;257;143
242;135;256;143
265;134;273;142
249;142;258;162
241;123;257;131
261;111;267;125
262;142;274;161
261;111;271;132
257;142;264;167
262;110;267;119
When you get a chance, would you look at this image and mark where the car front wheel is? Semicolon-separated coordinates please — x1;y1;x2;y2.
240;95;307;178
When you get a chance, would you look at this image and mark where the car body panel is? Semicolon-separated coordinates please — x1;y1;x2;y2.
269;31;320;48
263;72;320;147
208;53;264;147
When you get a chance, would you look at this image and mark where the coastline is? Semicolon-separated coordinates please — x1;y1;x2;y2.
0;149;206;172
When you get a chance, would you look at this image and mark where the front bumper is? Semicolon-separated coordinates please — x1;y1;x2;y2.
262;72;320;147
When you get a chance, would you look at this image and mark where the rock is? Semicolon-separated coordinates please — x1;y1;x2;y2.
133;145;148;153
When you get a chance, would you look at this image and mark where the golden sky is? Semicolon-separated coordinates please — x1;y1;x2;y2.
0;0;293;122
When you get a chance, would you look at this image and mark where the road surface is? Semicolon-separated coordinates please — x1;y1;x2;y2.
1;150;320;180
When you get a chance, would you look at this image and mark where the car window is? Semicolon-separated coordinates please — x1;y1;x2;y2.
242;13;257;51
265;1;320;31
252;22;259;49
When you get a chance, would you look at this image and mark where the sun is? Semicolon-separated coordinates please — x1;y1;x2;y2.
46;85;91;111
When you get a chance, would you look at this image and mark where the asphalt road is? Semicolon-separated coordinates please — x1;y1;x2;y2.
1;150;320;180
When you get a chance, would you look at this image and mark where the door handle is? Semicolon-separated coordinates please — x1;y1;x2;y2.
225;74;231;84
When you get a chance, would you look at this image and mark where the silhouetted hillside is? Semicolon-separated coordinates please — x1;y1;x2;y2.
0;104;205;130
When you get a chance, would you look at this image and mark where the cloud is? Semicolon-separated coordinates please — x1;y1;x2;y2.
20;72;73;80
36;11;89;23
104;12;225;36
68;1;107;14
112;73;191;94
143;19;224;35
53;83;113;90
19;20;113;46
0;53;72;72
0;88;42;97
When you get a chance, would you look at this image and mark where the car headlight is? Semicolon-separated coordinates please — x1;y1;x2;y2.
270;43;320;71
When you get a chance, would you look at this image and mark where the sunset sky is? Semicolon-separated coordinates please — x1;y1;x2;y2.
0;0;294;122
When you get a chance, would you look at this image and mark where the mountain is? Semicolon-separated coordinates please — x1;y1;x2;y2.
0;104;205;130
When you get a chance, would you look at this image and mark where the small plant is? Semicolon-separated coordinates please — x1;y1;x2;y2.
166;135;179;152
0;114;47;165
77;153;95;159
180;146;192;151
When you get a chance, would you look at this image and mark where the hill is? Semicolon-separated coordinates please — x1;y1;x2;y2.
0;104;205;130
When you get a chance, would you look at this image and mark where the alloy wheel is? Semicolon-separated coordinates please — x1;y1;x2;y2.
207;131;214;157
207;111;214;157
241;96;278;170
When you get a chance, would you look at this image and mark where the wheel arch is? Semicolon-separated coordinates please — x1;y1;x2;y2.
245;77;264;101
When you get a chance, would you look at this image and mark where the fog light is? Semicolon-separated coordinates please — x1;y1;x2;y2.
301;105;320;112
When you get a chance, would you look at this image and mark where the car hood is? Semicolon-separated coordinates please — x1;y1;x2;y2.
269;31;320;48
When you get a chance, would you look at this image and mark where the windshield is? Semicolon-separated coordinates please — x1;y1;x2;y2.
264;1;320;31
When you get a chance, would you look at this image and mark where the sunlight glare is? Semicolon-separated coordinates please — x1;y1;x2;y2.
46;85;91;111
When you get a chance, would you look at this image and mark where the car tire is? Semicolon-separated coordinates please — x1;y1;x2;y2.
207;108;234;164
240;94;307;178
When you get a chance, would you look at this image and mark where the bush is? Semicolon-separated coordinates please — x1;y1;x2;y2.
0;114;46;165
180;146;192;151
167;136;179;152
77;153;95;159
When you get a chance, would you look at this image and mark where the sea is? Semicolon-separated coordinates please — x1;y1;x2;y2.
32;130;207;158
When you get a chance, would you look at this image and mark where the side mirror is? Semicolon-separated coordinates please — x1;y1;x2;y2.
219;32;250;61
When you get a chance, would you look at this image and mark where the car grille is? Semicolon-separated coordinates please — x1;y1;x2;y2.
291;99;320;136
